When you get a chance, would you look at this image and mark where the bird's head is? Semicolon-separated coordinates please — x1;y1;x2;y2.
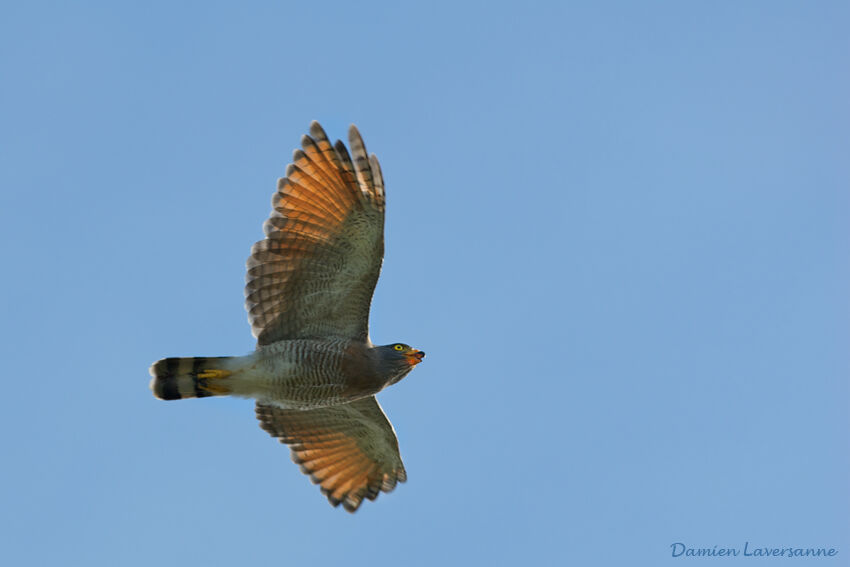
375;343;425;385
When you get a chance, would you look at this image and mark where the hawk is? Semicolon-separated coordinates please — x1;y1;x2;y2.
150;121;425;512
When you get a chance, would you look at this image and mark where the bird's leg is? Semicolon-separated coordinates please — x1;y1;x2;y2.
196;369;232;395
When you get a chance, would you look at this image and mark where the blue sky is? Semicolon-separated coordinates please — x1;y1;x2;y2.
1;1;847;565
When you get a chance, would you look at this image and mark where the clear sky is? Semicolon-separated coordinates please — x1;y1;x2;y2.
1;2;847;565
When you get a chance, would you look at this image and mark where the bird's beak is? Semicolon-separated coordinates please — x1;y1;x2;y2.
405;349;425;365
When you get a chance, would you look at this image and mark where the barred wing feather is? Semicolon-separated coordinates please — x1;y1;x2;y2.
255;396;406;512
246;122;385;345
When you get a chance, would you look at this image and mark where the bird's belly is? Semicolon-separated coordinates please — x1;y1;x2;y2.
228;342;376;409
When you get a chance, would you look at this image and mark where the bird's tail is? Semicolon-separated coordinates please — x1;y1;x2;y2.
149;357;236;400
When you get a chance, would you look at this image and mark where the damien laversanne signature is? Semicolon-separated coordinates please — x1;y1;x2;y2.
671;542;838;558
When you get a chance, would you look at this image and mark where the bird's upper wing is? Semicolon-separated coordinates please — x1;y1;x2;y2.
246;122;385;345
256;396;406;512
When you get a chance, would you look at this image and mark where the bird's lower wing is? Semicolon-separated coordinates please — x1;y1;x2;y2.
256;396;406;512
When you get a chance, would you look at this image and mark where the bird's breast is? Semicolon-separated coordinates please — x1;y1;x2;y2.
339;343;386;398
246;339;385;407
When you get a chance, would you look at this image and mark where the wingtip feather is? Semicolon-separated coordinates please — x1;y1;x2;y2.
309;120;327;140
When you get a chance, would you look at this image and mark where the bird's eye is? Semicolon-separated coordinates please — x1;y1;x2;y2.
393;344;405;351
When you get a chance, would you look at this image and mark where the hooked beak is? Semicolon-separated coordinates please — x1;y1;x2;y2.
405;349;425;366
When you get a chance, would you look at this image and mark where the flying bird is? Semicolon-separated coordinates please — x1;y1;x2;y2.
150;121;425;512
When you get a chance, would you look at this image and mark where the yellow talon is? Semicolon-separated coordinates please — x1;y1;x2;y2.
196;369;233;395
197;369;232;380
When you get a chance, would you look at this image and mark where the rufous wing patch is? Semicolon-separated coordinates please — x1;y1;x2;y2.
255;396;406;512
